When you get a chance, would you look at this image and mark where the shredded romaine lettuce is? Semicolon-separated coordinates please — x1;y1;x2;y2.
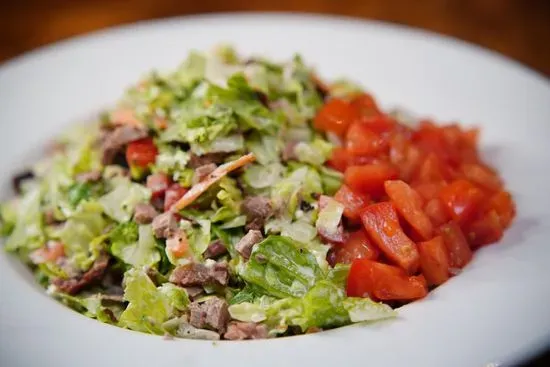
4;186;43;253
99;180;151;222
110;223;160;268
55;201;106;271
239;235;324;298
119;269;189;334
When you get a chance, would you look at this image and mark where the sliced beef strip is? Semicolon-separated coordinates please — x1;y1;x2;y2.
241;196;273;231
203;239;228;259
235;230;263;260
188;153;228;169
101;125;148;165
53;252;110;295
75;170;102;183
169;262;229;287
133;203;159;225
224;322;269;340
151;212;178;238
12;170;34;194
192;163;217;185
188;297;230;333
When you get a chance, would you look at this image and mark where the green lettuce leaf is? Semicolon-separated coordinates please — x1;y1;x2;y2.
99;180;151;222
246;133;280;165
110;223;160;268
55;201;107;271
239;235;324;298
4;186;43;252
155;145;190;179
52;292;122;324
119;269;189;334
294;137;333;167
229;280;395;333
319;166;344;196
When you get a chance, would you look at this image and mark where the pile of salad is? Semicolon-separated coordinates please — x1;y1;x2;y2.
0;46;515;340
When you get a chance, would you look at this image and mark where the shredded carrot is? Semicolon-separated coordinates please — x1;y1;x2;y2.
170;153;256;212
167;232;189;258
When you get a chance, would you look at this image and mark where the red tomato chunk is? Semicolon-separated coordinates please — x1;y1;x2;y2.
311;97;515;302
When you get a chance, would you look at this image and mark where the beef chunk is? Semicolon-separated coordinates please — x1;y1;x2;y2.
188;153;228;169
101;125;148;165
53;252;110;295
224;322;269;340
241;196;272;231
188;297;230;333
151;212;178;238
203;239;227;259
12;170;34;194
169;262;229;287
193;163;217;185
235;230;263;260
208;262;229;286
133;203;159;224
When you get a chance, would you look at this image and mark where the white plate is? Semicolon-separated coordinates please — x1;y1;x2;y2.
1;13;549;367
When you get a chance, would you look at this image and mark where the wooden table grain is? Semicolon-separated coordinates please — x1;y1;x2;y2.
0;0;548;365
1;0;549;77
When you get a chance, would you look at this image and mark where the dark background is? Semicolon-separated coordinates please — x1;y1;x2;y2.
1;0;549;77
0;0;548;365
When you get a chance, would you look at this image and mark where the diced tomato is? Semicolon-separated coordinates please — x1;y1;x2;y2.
467;210;503;247
147;173;171;200
360;202;420;274
439;179;485;225
384;180;433;240
390;134;422;181
347;259;427;301
349;93;381;118
414;154;448;183
461;163;502;192
344;163;399;197
327;147;350;172
412;181;445;201
313;98;358;137
417;236;450;286
345;122;387;156
359;114;397;136
414;121;460;165
126;138;158;168
375;273;428;301
164;184;188;212
334;184;370;221
489;190;516;228
439;222;472;269
334;229;379;264
424;198;450;227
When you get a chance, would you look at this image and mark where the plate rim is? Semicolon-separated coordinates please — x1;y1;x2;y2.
1;12;549;367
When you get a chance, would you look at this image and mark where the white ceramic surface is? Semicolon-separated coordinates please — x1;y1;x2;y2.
1;13;549;367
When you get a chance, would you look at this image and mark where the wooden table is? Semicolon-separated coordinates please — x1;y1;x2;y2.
0;0;548;365
1;0;549;77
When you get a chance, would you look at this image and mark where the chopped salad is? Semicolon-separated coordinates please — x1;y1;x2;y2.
0;46;515;340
